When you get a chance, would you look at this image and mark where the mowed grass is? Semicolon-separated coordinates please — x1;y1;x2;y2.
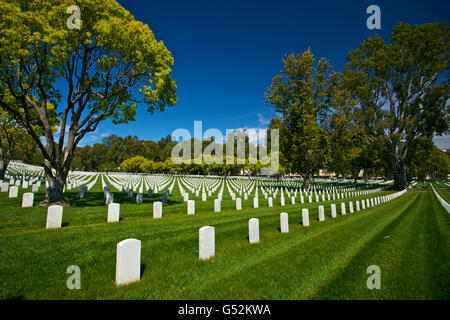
432;182;450;203
0;178;448;300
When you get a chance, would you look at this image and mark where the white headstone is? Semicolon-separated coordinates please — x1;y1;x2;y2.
268;197;273;207
331;204;337;218
106;192;114;205
187;200;195;215
280;213;289;233
318;205;325;221
1;182;9;192
199;226;215;260
249;218;259;243
46;205;63;229
22;192;34;207
291;196;295;205
341;203;346;215
214;199;221;212
302;208;310;226
349;202;354;213
116;239;141;285
107;203;120;222
31;184;39;192
236;198;242;210
356;200;360;211
153;201;162;219
362;199;366;210
253;197;259;208
9;186;18;198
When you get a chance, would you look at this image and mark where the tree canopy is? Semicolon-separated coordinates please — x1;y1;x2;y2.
0;0;177;204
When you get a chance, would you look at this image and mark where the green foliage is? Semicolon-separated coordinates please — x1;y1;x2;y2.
120;155;146;173
71;134;178;171
407;138;450;180
344;22;450;188
0;0;177;203
265;49;346;186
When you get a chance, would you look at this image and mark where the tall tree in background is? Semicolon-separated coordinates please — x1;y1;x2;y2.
407;137;450;180
266;49;338;189
0;86;57;178
326;80;361;180
0;108;36;179
0;0;177;205
344;22;449;189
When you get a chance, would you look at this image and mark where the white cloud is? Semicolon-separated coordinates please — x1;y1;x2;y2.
433;134;450;150
257;113;270;127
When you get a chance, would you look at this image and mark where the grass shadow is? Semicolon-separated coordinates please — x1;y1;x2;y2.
140;264;146;277
64;191;183;208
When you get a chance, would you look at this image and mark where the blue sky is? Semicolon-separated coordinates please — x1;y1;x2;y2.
79;0;450;148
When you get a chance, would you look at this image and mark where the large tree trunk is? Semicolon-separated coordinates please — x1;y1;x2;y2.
363;169;369;183
0;159;9;180
302;172;311;191
393;161;407;189
41;162;70;206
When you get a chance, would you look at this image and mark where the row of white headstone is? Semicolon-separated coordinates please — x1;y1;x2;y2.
54;188;408;286
45;201;165;229
183;191;386;215
1;182;40;194
40;188;406;230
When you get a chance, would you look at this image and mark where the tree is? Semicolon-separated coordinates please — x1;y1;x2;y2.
140;158;155;173
326;82;362;180
344;22;449;189
407;138;450;180
0;0;177;205
120;155;146;173
0;86;57;178
0;108;36;179
265;49;339;189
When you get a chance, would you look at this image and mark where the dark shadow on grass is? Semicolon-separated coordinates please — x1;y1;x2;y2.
140;264;146;277
62;222;70;227
65;191;183;208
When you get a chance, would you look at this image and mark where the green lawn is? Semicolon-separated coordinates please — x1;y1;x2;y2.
0;179;448;299
432;182;450;203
